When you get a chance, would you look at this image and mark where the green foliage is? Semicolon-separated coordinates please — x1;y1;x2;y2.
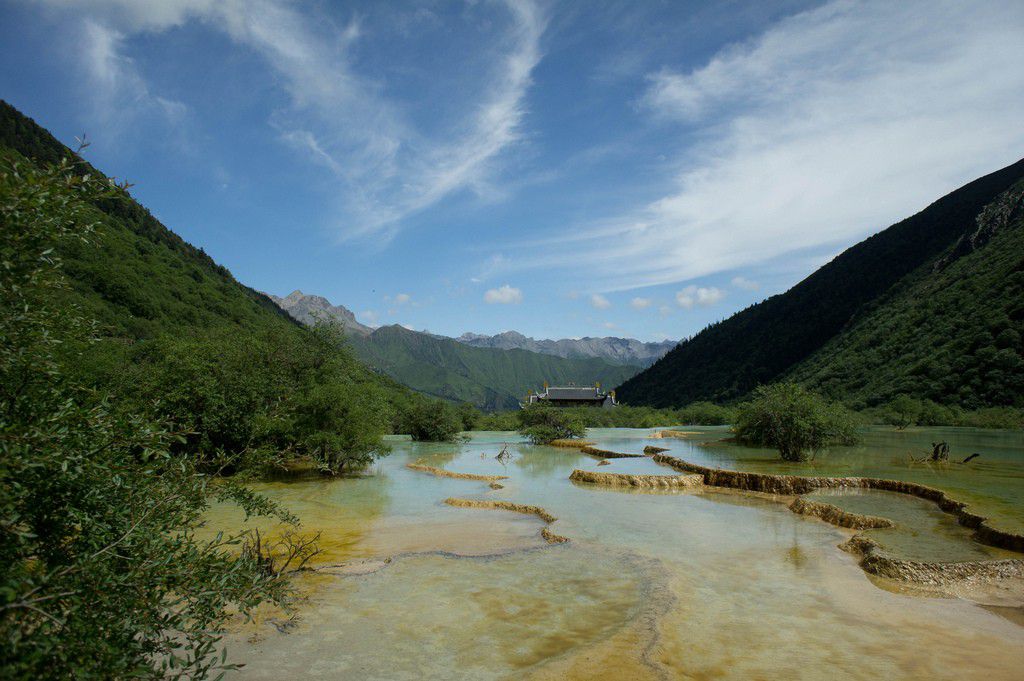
348;324;638;411
792;181;1024;412
734;383;860;461
473;402;736;431
676;401;736;426
880;395;922;429
861;399;1023;430
455;402;482;430
0;100;428;474
517;405;586;444
618;159;1024;410
119;323;391;474
397;397;464;442
0;155;291;678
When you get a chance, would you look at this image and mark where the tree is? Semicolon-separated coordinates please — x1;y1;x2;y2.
399;397;464;442
882;395;922;429
734;383;859;461
517;404;585;444
0;155;294;678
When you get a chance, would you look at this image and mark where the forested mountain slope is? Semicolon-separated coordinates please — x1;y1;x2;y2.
348;324;637;410
0;100;296;339
0;100;411;405
790;180;1024;408
617;157;1024;408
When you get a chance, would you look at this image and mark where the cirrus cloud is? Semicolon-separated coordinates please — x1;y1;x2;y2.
503;0;1024;292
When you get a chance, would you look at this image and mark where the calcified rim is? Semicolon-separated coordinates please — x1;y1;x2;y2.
406;461;509;482
569;468;703;490
443;497;569;544
579;445;645;459
649;453;1024;584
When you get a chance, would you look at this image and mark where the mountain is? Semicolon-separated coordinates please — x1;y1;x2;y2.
346;325;637;410
264;291;650;409
268;290;372;335
0;99;411;402
456;331;676;367
617;157;1024;409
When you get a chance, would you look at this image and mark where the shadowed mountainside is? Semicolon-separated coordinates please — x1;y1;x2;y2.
617;157;1024;409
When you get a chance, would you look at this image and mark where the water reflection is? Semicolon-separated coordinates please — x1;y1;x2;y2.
217;428;1024;680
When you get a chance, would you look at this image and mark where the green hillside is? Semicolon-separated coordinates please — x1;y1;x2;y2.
348;324;637;410
790;180;1024;409
0;100;298;341
617;157;1024;409
0;100;417;466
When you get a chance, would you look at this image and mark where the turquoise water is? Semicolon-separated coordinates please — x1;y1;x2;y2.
644;426;1024;533
212;428;1024;680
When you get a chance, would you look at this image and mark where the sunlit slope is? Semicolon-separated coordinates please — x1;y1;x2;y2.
617;157;1024;408
789;180;1024;408
349;324;638;410
0;99;411;400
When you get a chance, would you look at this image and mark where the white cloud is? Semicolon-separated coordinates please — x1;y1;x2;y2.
590;293;611;309
676;285;725;309
484;284;523;304
360;310;379;327
394;293;412;305
43;0;547;241
731;276;760;291
79;19;188;131
505;0;1024;291
630;297;652;309
602;321;618;329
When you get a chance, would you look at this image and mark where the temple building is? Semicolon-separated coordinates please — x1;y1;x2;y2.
524;382;617;408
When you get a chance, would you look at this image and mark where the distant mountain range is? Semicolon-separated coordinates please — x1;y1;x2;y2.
346;325;638;410
618;156;1024;410
270;290;676;367
268;290;647;409
456;331;676;367
268;290;372;335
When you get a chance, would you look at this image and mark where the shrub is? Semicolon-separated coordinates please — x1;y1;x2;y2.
676;401;736;425
398;397;464;441
120;322;392;474
455;402;482;431
517;404;585;444
881;395;922;429
0;156;292;678
734;383;860;461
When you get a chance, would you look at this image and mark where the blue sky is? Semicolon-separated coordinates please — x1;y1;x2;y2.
2;0;1023;342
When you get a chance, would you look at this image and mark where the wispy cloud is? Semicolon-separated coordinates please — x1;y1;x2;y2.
589;293;611;309
504;0;1024;291
45;0;547;242
484;284;523;304
630;297;652;309
731;276;759;291
79;18;187;132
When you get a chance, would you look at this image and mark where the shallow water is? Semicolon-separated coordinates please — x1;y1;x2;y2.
663;425;1024;532
214;428;1024;680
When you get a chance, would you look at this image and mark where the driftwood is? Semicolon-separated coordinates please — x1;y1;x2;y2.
908;442;981;465
495;444;513;463
242;528;323;578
